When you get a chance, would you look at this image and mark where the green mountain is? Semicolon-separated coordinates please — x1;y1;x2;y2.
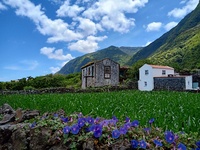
127;2;200;71
57;46;142;74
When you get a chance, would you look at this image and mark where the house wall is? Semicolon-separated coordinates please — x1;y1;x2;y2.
95;58;119;87
154;77;186;91
152;68;174;77
138;64;154;91
185;75;193;90
81;64;95;89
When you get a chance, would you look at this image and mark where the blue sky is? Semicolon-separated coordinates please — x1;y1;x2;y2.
0;0;199;81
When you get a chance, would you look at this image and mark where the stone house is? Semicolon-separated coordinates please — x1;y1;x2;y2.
138;64;193;91
81;58;120;89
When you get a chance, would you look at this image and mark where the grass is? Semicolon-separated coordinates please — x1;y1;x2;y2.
0;90;200;134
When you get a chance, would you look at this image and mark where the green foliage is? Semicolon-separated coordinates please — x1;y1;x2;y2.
0;73;81;90
1;90;200;134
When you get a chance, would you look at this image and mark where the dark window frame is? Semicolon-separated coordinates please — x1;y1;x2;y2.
104;66;111;79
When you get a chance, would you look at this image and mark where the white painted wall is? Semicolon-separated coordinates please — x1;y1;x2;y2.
138;64;154;91
185;75;193;90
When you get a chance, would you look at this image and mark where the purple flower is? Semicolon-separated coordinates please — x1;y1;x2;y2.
30;122;36;128
196;141;200;147
112;116;118;122
178;143;186;150
61;117;68;123
139;140;147;149
63;126;71;134
53;113;59;118
124;122;131;129
153;140;163;147
78;118;85;128
86;117;94;124
165;131;175;144
143;127;150;134
131;120;139;127
112;129;120;139
119;126;128;135
94;129;102;138
93;124;103;138
88;124;95;132
125;117;130;123
131;140;138;148
149;118;155;124
70;124;80;134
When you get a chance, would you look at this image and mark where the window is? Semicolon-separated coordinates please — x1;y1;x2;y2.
144;81;147;86
88;67;91;75
162;70;166;75
145;70;149;75
92;66;94;76
104;66;111;79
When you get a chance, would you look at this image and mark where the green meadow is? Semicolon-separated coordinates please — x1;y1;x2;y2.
0;90;200;134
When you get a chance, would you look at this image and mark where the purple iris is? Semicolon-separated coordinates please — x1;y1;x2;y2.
63;126;71;134
112;129;120;139
149;118;155;124
70;124;80;134
112;116;118;122
153;140;163;147
86;117;94;124
196;141;200;147
119;126;128;135
131;140;138;148
78;118;85;128
165;131;175;144
131;120;139;127
139;140;147;149
177;143;186;150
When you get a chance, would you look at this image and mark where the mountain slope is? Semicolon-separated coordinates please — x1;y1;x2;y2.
58;46;141;75
127;2;200;67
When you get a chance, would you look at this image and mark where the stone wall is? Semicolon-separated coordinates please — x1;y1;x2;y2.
154;77;186;91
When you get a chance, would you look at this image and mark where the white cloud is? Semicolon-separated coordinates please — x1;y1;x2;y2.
3;0;82;43
82;0;148;33
168;0;198;18
0;2;7;10
50;67;60;74
56;0;84;17
40;47;74;60
68;35;107;53
144;41;152;46
4;60;39;71
146;22;162;32
164;21;178;31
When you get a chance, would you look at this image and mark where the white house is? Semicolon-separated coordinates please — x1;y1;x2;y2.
138;64;193;91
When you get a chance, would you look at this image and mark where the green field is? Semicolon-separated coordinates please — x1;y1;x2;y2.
0;90;200;134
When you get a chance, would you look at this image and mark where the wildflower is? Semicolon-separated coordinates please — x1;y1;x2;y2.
119;126;127;135
86;117;94;124
70;124;80;134
139;140;147;149
196;141;200;147
143;128;150;134
177;143;187;150
53;113;59;118
153;140;163;147
131;140;138;148
149;118;155;124
165;131;175;144
125;116;130;123
30;122;36;128
93;124;103;138
131;120;139;127
63;126;71;134
124;122;131;129
61;117;68;123
112;116;118;122
94;129;102;138
78;118;85;128
112;129;120;139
